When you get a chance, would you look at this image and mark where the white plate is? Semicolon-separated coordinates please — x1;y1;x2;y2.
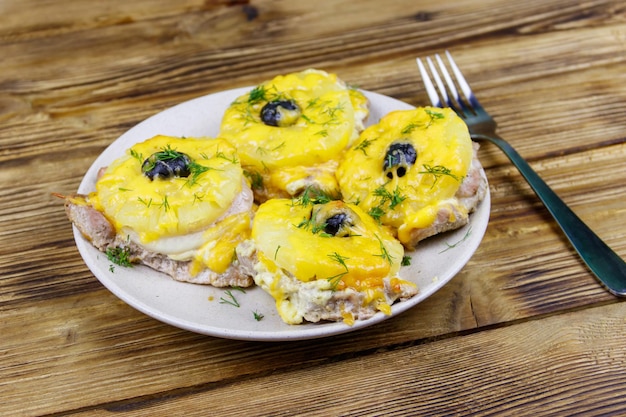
74;87;490;341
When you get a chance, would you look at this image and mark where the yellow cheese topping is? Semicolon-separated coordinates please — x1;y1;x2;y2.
91;135;244;244
251;198;404;292
191;211;251;274
218;69;368;199
336;107;473;247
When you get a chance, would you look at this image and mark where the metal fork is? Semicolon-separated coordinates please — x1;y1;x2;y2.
417;51;626;296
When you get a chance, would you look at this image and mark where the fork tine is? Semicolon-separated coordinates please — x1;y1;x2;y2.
433;54;462;108
444;51;482;109
416;57;441;107
432;53;474;116
425;56;449;106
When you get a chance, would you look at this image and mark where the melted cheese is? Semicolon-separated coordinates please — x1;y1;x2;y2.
218;69;368;199
89;135;252;274
337;107;473;246
91;135;243;243
191;211;251;274
248;199;405;324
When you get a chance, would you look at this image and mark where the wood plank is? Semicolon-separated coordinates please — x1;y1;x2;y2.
65;301;626;416
2;24;624;165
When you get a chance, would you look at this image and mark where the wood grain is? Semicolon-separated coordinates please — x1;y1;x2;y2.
63;302;626;416
1;0;625;415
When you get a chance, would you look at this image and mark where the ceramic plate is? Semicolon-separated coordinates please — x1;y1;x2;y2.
74;87;490;341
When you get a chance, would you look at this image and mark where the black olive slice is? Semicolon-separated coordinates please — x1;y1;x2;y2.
260;100;301;127
324;213;349;236
310;203;356;238
383;142;417;179
142;151;192;181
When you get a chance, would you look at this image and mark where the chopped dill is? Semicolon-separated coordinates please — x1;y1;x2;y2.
419;164;461;188
219;290;241;307
368;184;406;222
192;193;204;204
368;206;386;222
216;151;239;164
295;211;332;237
291;186;334;207
142;145;184;173
425;108;445;123
272;142;286;151
158;195;170;212
129;148;143;163
401;122;421;135
301;114;316;124
354;137;376;155
401;255;412;266
253;311;265;321
244;169;263;189
185;161;212;187
324;103;345;119
373;234;394;264
439;226;472;254
248;85;269;104
373;185;406;210
138;197;153;208
326;252;350;290
106;246;133;268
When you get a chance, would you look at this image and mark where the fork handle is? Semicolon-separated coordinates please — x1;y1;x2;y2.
473;133;626;296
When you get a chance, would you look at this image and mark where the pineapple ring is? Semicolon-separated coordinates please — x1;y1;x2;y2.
90;135;244;244
248;197;410;324
336;107;474;246
218;69;369;200
250;198;404;293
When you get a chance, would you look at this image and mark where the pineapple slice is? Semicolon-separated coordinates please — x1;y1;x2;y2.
218;69;369;200
245;197;411;324
90;135;243;245
251;198;404;290
337;107;473;246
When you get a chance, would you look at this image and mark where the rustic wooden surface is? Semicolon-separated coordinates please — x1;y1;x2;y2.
1;0;625;415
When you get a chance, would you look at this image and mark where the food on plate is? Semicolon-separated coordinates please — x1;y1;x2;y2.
62;70;489;329
64;135;255;287
236;192;418;325
218;69;369;202
337;107;487;250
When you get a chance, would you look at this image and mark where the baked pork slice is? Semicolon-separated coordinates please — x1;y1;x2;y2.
65;193;254;288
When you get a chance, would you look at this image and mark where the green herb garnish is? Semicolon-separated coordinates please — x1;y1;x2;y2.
354;137;377;155
248;85;269;104
419;164;461;188
243;169;263;190
326;252;350;290
373;234;394;264
291;186;334;207
439;226;472;253
106;246;133;268
219;290;241;307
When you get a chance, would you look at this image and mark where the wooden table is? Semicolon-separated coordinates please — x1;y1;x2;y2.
2;0;625;415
